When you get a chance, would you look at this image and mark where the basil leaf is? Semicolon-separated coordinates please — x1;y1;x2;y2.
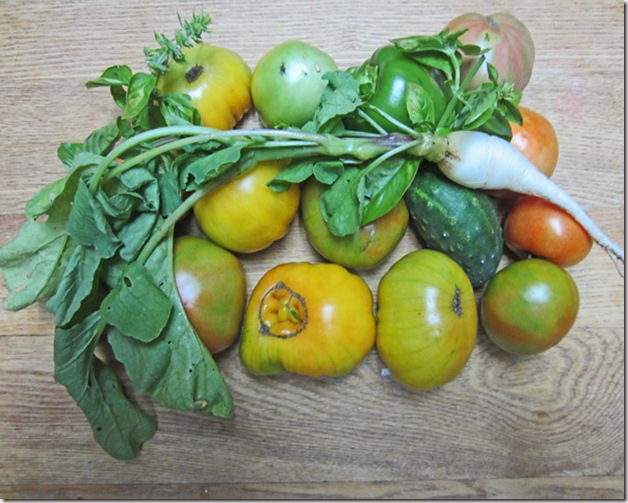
123;72;157;120
313;71;363;128
159;92;202;126
54;311;157;460
360;157;420;226
405;82;436;129
86;65;133;88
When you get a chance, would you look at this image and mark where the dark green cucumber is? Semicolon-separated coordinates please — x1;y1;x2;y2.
404;164;503;288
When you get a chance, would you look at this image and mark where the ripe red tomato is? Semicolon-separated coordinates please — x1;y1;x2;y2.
491;105;559;199
480;258;580;355
504;195;593;267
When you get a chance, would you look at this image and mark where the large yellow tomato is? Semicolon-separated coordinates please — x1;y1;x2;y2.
239;262;376;377
193;160;300;253
156;43;252;130
376;250;477;390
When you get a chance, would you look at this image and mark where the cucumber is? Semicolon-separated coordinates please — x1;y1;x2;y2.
404;164;503;288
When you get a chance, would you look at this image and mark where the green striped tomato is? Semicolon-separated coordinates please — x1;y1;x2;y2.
376;249;478;390
480;258;579;355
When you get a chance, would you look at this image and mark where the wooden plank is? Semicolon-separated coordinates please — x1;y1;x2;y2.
0;0;623;499
1;476;624;500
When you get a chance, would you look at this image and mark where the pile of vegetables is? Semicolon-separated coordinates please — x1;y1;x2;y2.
0;12;623;460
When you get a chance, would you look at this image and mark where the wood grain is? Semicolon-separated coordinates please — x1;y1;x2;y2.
0;0;624;499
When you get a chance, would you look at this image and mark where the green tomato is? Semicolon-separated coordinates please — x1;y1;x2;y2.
301;177;409;269
480;258;580;355
251;40;338;127
173;236;247;354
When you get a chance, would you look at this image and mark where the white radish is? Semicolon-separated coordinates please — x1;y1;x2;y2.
437;130;624;262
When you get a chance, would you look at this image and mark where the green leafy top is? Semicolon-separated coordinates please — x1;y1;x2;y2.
144;12;212;75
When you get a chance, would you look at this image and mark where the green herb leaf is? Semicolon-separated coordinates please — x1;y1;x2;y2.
405;82;436;129
159;92;202;126
54;311;157;460
312;71;363;129
181;143;244;190
360;157;420;225
0;169;84;310
100;261;171;342
66;180;121;259
123;73;158;120
45;245;102;327
86;65;133;88
107;233;234;417
320;168;362;236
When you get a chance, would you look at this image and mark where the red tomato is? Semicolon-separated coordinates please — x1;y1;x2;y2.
504;195;593;267
492;105;559;199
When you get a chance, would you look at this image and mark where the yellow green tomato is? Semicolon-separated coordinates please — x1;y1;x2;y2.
376;249;477;390
251;40;338;127
301;178;409;269
173;236;246;354
193;160;301;253
480;258;580;355
239;262;376;377
156;43;252;130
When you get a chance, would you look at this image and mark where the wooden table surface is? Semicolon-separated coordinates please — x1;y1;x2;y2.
0;0;624;499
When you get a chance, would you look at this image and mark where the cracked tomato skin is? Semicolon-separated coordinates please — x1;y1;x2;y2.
193;160;300;253
156;43;252;130
481;258;580;355
173;236;246;354
239;262;376;377
376;249;477;390
301;178;409;269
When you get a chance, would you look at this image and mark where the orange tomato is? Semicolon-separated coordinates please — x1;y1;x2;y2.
239;262;376;377
504;195;593;267
492;105;559;199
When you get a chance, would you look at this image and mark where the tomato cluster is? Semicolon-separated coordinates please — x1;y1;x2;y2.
167;26;589;388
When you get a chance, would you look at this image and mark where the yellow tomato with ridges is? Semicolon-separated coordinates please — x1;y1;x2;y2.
239;262;376;377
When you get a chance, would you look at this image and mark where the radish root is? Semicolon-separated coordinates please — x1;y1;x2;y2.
437;131;625;263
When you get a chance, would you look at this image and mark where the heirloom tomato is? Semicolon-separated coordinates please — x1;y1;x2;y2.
239;262;376;377
446;12;535;91
173;236;246;354
481;258;580;355
193;160;300;253
251;40;338;127
156;44;252;130
301;178;409;269
376;250;477;390
504;195;593;267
